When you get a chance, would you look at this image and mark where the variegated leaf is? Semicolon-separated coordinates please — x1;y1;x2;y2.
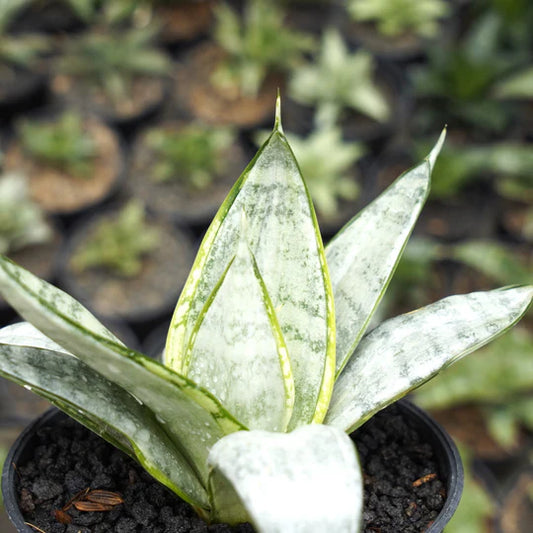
166;99;335;429
326;286;533;433
0;323;208;508
186;235;294;432
326;130;446;377
208;425;362;532
0;255;245;484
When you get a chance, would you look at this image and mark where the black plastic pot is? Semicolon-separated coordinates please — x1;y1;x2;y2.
2;400;463;532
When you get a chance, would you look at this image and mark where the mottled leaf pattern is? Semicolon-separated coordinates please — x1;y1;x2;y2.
326;130;446;377
0;323;208;508
326;286;533;433
208;425;362;531
166;105;335;429
187;236;294;432
0;255;245;484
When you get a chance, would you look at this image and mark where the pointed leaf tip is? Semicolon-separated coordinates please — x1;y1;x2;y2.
274;92;283;134
426;127;446;171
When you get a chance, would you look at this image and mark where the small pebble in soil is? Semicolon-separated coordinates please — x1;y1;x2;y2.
15;404;445;532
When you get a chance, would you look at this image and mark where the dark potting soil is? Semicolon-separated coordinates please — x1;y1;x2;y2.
15;405;445;532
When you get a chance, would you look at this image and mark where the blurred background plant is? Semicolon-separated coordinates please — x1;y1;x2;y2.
145;123;234;189
0;172;52;255
347;0;450;39
289;27;389;126
17;111;96;178
212;0;315;97
70;200;160;277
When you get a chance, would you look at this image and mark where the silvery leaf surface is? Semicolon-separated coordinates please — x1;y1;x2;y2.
326;286;533;433
166;102;335;429
0;323;208;508
186;236;294;432
208;425;362;532
0;255;245;484
327;130;446;377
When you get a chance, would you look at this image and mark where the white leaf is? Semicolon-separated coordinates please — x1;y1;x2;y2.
326;286;533;433
208;425;362;532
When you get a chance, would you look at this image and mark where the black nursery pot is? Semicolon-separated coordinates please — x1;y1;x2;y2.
2;400;463;532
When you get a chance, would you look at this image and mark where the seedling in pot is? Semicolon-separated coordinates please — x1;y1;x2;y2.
17;111;96;179
289;28;390;125
69;199;160;278
212;0;314;97
145;123;235;190
0;99;532;532
347;0;450;39
55;25;170;116
0;172;52;255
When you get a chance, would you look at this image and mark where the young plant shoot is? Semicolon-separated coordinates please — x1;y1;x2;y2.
0;99;532;532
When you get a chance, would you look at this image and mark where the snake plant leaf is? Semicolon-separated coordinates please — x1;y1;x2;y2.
0;323;208;509
0;255;245;484
327;129;446;377
166;99;335;429
326;286;533;433
208;424;362;531
186;234;294;432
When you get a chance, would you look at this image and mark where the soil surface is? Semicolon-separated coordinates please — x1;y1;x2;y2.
14;404;445;532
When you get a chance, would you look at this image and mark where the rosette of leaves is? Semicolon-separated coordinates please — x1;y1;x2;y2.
145;123;234;189
70;200;160;278
56;24;170;109
0;172;52;255
17;111;96;178
289;28;390;124
347;0;450;39
212;0;315;97
0;101;532;531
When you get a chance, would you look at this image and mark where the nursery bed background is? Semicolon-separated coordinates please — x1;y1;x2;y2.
0;0;532;531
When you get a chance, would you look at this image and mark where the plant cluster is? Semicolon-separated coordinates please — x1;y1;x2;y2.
212;0;315;97
17;112;96;178
0;105;531;531
0;172;52;255
145;124;235;189
70;200;160;278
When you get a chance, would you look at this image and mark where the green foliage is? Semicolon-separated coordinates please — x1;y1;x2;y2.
212;0;314;96
416;141;533;199
0;108;531;531
18;112;96;178
145;124;234;189
70;200;160;277
411;11;526;132
58;25;170;103
289;28;390;124
283;125;364;218
347;0;449;38
0;172;52;255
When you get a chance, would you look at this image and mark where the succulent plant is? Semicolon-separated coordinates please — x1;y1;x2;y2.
0;101;532;531
57;25;170;105
212;0;315;97
289;28;390;124
145;123;235;189
17;111;96;178
0;172;52;255
347;0;450;38
70;200;160;278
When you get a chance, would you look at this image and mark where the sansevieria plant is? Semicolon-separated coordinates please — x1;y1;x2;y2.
1;99;532;532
